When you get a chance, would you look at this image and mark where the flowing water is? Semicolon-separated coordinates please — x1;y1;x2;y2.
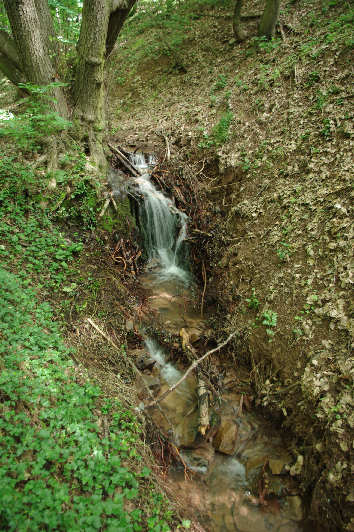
131;157;316;532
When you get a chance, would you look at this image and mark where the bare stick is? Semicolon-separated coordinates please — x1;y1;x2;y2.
146;330;239;408
164;135;170;162
279;22;286;43
108;142;140;177
201;257;207;319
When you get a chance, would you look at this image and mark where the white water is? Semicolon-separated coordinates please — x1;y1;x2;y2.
129;153;158;172
134;173;189;282
143;338;193;400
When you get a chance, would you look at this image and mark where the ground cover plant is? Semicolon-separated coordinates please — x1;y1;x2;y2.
0;108;174;531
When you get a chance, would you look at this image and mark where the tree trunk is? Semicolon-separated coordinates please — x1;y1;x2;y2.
74;0;136;168
257;0;281;39
4;0;68;119
2;0;136;171
233;0;247;43
0;30;29;90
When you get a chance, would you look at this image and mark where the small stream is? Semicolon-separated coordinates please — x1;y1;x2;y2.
129;155;314;532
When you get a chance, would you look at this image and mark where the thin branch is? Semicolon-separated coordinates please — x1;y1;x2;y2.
146;330;240;408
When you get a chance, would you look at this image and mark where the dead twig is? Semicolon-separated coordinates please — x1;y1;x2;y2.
146;330;240;408
164;135;171;162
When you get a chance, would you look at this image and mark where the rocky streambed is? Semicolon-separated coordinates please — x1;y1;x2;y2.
131;259;316;532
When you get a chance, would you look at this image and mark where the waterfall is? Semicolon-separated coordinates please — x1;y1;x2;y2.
134;173;189;281
129;153;147;170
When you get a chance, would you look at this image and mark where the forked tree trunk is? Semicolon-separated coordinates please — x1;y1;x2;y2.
0;30;28;90
258;0;281;40
73;0;136;168
2;0;136;171
233;0;247;43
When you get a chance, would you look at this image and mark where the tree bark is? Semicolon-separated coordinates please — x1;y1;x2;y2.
0;30;23;72
74;0;111;167
257;0;282;40
233;0;247;42
74;0;136;168
0;30;29;90
4;0;68;118
33;0;59;65
106;0;137;57
0;50;28;91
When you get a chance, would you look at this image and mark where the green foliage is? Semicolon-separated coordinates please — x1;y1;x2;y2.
321;118;332;138
211;74;228;93
306;71;320;86
251;36;281;53
213;111;233;145
0;268;160;531
245;288;260;309
0;83;71;154
262;310;277;341
277;242;292;261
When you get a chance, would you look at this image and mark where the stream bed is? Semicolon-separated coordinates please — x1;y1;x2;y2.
129;157;316;532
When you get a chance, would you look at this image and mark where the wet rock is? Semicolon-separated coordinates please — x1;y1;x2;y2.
177;408;221;449
245;455;266;477
269;458;286;475
136;353;156;371
182;444;215;471
213;419;239;455
268;475;284;497
233;503;270;532
286;495;303;521
224;512;235;532
146;257;160;269
136;375;160;399
126;320;134;331
188;328;201;343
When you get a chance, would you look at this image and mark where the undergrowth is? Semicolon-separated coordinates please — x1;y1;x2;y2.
0;267;167;531
0;99;173;531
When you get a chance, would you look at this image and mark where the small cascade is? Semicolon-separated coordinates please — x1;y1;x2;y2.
128;152;157;173
134;172;189;281
129;153;147;170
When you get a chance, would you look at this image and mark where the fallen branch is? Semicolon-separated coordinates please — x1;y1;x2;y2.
108;142;140;177
146;330;239;408
200;257;207;319
197;369;209;435
164;135;170;162
279;22;286;43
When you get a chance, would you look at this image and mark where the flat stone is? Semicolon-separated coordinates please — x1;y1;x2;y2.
269;458;286;475
286;495;303;521
177;408;221;449
213;419;239;455
126;320;134;331
187;328;201;343
136;375;160;399
136;353;156;371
